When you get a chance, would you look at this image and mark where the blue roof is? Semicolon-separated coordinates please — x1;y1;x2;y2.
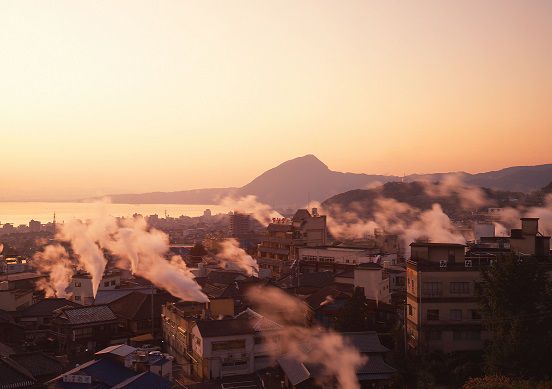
113;372;171;389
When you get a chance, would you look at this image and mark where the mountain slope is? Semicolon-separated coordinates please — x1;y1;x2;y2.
102;156;552;207
106;187;237;204
321;181;533;220
236;154;399;208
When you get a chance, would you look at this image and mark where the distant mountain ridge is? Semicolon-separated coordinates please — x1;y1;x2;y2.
321;181;551;220
103;155;552;208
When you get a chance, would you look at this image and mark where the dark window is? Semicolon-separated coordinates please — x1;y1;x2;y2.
470;309;482;320
408;305;413;316
448;249;456;263
104;282;109;287
427;330;441;341
427;309;439;321
450;282;470;294
74;295;81;301
74;282;82;287
422;282;442;297
450;309;462;321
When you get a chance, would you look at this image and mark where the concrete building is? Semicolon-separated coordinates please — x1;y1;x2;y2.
509;217;550;257
406;243;490;354
161;299;236;374
0;272;43;311
257;209;327;277
68;271;122;305
354;263;391;304
190;309;280;380
297;245;397;273
229;212;251;238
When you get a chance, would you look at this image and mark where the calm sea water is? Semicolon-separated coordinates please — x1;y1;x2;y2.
0;202;229;226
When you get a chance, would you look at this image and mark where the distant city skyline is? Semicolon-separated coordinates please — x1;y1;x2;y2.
1;1;551;200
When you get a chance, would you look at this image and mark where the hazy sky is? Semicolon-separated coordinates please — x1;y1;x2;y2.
1;0;551;200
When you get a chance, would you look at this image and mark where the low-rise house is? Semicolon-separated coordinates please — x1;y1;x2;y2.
277;331;396;389
0;356;36;388
51;305;124;359
108;291;176;339
95;344;173;382
15;298;79;348
45;350;171;389
9;352;65;385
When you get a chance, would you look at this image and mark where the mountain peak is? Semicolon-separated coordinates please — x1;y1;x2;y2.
277;154;328;171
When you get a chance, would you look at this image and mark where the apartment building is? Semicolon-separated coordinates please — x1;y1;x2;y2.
190;309;280;380
257;209;327;277
406;242;490;353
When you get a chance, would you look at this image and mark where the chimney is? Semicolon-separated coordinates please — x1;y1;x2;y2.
521;218;539;236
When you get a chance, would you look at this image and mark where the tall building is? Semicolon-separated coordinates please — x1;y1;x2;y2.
257;208;327;277
229;212;251;238
406;242;489;353
406;218;551;354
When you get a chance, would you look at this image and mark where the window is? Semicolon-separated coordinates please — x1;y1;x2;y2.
74;282;82;287
470;309;482;320
450;309;462;321
448;249;456;263
104;282;109;287
427;309;439;321
422;282;442;297
74;295;81;301
453;330;481;341
110;280;116;286
427;330;442;341
408;305;413;316
450;282;470;295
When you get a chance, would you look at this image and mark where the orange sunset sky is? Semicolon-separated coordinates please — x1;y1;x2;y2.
1;1;551;200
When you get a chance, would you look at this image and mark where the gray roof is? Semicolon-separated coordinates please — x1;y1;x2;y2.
18;298;78;317
357;354;396;381
342;332;389;353
95;344;137;358
277;357;310;385
59;305;117;325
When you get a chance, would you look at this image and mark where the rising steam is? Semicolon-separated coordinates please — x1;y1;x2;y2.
33;244;74;298
215;238;259;276
35;209;208;302
247;286;365;389
220;195;282;225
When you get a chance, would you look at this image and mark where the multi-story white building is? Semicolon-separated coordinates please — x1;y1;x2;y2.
190;309;280;380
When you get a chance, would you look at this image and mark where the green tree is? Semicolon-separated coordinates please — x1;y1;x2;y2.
479;255;552;378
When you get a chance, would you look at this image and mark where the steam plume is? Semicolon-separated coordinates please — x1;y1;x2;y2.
36;207;208;302
220;195;282;225
215;238;259;276
247;286;365;389
33;244;73;298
